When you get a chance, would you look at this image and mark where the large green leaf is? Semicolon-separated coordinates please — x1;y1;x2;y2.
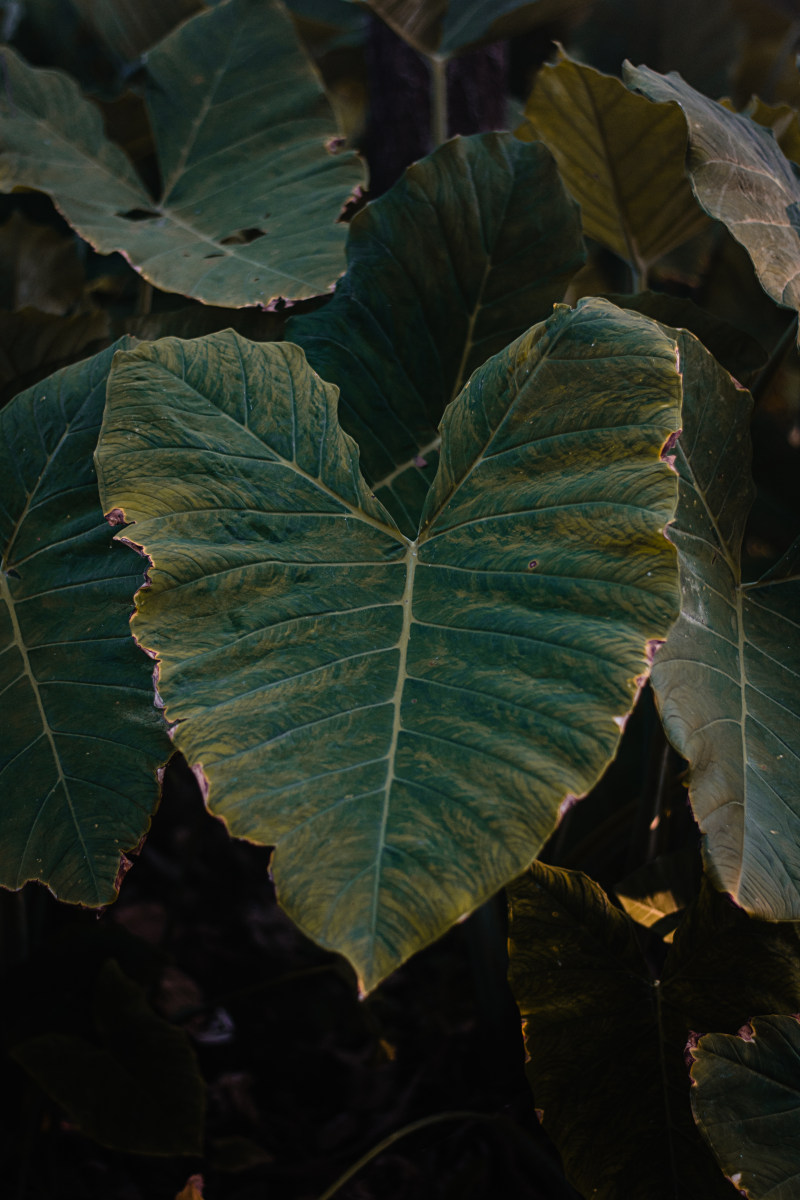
507;865;800;1200
651;326;800;919
96;299;682;989
624;64;800;323
11;960;205;1155
518;53;709;285
0;343;170;905
0;0;364;306
289;132;585;536
691;1014;800;1199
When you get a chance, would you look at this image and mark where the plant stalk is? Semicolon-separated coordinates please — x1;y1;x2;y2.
428;54;448;148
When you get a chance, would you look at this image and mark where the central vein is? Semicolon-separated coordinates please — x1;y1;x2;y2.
366;540;418;965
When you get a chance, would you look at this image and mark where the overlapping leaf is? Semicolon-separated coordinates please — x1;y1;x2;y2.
625;64;800;322
651;329;800;919
691;1015;800;1199
518;53;709;285
507;866;800;1200
289;132;585;536
0;343;170;905
96;299;682;989
0;0;364;306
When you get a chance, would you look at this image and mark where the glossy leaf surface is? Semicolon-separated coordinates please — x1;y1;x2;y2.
0;0;363;306
508;865;800;1200
96;299;681;989
652;329;800;919
625;64;800;321
289;132;585;536
0;343;169;904
11;960;205;1155
519;53;709;282
691;1015;800;1200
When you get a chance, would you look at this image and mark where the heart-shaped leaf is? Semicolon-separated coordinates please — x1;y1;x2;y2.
96;298;683;989
624;64;800;323
507;865;800;1200
289;132;585;536
651;327;800;919
0;0;364;306
691;1014;800;1200
358;0;584;57
0;342;170;905
518;53;709;286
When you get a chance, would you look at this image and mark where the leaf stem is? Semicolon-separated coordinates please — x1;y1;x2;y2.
316;1110;486;1200
428;54;448;148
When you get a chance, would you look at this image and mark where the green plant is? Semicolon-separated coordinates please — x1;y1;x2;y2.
1;1;799;1196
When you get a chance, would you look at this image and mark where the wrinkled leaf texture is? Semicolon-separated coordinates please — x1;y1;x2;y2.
96;298;684;989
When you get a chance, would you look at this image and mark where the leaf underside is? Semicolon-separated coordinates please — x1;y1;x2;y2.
0;343;170;904
519;52;709;275
624;63;800;322
652;329;800;919
0;0;363;306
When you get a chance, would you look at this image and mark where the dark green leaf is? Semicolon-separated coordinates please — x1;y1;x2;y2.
691;1014;800;1200
507;865;800;1200
0;0;364;306
11;960;205;1155
0;343;170;905
96;299;681;989
289;132;585;536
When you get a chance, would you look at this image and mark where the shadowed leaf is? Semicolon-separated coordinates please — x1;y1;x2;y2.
0;0;364;306
518;52;709;285
289;132;585;536
358;0;587;56
0;342;170;905
691;1014;800;1199
507;865;800;1200
96;299;682;989
11;960;205;1155
652;328;800;919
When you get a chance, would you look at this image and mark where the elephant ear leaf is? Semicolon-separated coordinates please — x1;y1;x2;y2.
96;299;683;990
0;0;363;306
652;330;800;919
289;132;585;537
0;343;170;905
624;64;800;326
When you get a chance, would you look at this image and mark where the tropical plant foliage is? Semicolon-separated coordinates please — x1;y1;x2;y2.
0;0;799;1195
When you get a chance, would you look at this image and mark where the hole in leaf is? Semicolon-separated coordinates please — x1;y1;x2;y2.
116;208;161;221
219;227;266;245
4;567;20;579
203;253;224;259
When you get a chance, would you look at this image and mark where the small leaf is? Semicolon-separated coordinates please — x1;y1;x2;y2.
0;342;170;905
289;132;585;535
507;866;800;1200
691;1014;800;1200
11;960;205;1156
651;327;800;920
96;300;683;989
519;52;709;282
624;64;800;324
0;0;364;306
